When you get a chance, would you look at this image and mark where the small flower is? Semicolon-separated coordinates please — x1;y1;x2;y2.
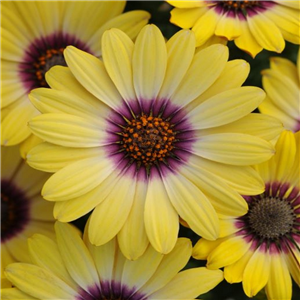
167;0;300;57
260;47;300;132
2;222;224;300
193;130;300;300
1;0;150;149
27;24;280;258
1;146;55;285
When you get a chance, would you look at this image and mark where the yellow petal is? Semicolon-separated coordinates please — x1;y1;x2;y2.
188;87;265;129
28;234;77;290
265;253;292;300
192;133;275;165
64;46;122;110
29;113;107;148
169;7;204;28
234;19;263;58
171;44;228;107
42;156;115;201
4;263;77;299
141;238;192;296
247;13;285;53
1;287;34;300
215;12;241;40
118;181;149;260
243;245;270;297
55;222;99;289
158;29;196;99
207;236;251;269
133;24;167;103
102;28;136;102
148;267;223;299
163;172;219;240
144;176;179;254
88;174;136;246
193;238;226;260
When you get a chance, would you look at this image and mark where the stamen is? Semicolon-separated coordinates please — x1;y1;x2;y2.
121;114;176;167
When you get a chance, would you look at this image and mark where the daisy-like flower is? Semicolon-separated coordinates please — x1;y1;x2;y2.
1;0;150;150
167;1;300;57
259;47;300;132
193;130;300;300
1;145;55;286
27;24;282;258
1;221;224;300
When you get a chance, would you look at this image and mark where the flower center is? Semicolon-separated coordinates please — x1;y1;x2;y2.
19;32;91;91
1;179;30;243
121;114;176;168
247;196;296;239
34;48;67;87
221;0;259;10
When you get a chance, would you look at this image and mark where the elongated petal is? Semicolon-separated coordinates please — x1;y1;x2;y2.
118;181;149;260
64;46;122;110
169;7;204;28
234;18;263;57
88;174;136;246
28;234;77;290
224;250;253;283
29;113;107;148
55;222;99;289
181;165;248;217
133;24;167;103
29;87;108;120
188;87;265;129
163;172;219;240
187;59;250;109
1;100;39;146
102;28;135;102
170;44;228;107
193;238;225;260
207;236;251;269
248;13;285;53
192;133;275;165
265;254;292;300
158;29;196;99
243;245;270;297
42;156;115;201
215;12;241;40
27;142;102;173
4;263;77;299
144;176;179;254
1;288;35;300
121;244;163;291
262;69;299;119
141;238;192;296
148;268;223;299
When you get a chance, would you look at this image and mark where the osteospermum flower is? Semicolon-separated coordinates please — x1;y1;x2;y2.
1;145;55;286
167;0;300;57
259;47;300;132
1;222;224;300
1;1;150;150
193;130;300;300
27;25;281;258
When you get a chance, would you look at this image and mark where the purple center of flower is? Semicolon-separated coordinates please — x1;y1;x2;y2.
247;196;295;239
1;179;30;243
19;32;91;90
213;0;275;17
76;281;147;300
237;183;300;250
106;100;195;178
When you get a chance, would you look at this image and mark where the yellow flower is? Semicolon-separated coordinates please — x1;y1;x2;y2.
167;0;300;57
1;222;223;300
1;146;55;286
260;47;300;132
1;0;150;151
193;130;300;300
27;24;281;258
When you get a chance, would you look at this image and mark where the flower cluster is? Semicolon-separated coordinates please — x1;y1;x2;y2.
1;1;299;300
